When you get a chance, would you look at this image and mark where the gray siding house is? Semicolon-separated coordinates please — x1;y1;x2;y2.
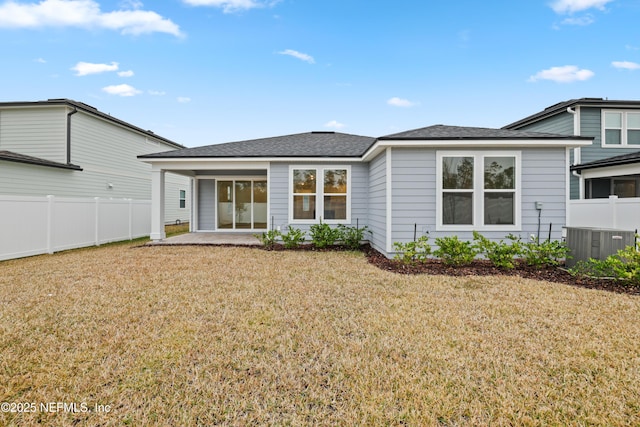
503;98;640;200
139;125;591;258
0;99;191;224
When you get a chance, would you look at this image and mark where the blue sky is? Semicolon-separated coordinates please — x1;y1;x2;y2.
1;0;640;147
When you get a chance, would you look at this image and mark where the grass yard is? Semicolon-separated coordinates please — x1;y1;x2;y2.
1;243;639;426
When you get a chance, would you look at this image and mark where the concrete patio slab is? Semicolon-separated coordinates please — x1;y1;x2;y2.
147;232;261;246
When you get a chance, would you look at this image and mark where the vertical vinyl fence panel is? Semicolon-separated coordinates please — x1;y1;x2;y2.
0;195;49;260
51;197;97;252
0;195;151;261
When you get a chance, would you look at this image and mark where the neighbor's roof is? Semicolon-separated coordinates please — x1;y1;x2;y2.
138;131;377;159
571;151;640;172
0;99;184;149
503;98;640;130
0;150;82;170
378;124;590;140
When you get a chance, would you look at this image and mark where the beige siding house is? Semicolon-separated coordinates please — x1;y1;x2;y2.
0;99;190;224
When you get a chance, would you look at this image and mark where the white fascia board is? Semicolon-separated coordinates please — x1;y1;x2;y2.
581;164;640;179
141;157;361;165
147;159;270;171
362;139;592;162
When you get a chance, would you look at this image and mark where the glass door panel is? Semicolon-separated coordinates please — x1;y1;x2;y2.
253;181;268;229
235;181;252;229
217;181;233;229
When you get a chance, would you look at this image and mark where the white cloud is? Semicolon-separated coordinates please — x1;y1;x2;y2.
528;65;594;83
550;0;614;14
561;14;595;25
278;49;315;64
0;0;183;37
148;90;166;96
177;97;191;103
387;97;418;107
325;120;345;130
34;57;46;63
118;70;134;77
182;0;277;13
71;61;119;76
119;0;143;9
102;84;142;96
612;61;640;70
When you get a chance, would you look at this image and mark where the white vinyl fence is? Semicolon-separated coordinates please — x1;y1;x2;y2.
569;196;640;233
0;195;151;261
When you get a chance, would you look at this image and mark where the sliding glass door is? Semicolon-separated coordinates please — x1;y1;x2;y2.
217;179;267;230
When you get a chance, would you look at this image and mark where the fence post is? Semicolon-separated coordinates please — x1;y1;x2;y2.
609;195;618;229
128;199;133;241
47;195;55;254
95;197;100;246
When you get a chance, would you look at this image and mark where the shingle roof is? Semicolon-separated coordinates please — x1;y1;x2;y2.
0;150;82;170
571;151;640;172
503;98;640;130
379;124;587;140
138;131;377;159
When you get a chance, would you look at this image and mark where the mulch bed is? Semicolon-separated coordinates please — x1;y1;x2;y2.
360;245;640;296
261;243;640;296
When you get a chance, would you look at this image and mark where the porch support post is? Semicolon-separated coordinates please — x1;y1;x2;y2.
150;169;166;241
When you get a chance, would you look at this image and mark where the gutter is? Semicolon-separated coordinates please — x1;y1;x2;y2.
66;107;78;164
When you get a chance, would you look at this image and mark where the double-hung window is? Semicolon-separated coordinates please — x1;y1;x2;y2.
437;152;520;230
179;190;186;209
290;166;350;223
603;111;640;146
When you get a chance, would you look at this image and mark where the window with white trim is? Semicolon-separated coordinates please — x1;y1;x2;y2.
437;152;520;230
290;166;350;223
179;189;186;209
603;111;640;146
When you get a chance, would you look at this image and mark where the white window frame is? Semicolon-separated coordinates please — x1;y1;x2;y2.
288;165;351;224
179;189;186;209
602;110;640;147
436;151;521;232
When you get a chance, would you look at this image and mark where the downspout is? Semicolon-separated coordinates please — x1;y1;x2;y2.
66;107;78;164
567;107;583;198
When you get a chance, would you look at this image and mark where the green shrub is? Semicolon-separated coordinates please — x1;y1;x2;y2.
256;229;281;248
473;231;523;269
433;235;478;266
309;221;341;248
337;224;369;250
571;243;640;285
281;226;306;249
522;237;570;267
393;235;431;264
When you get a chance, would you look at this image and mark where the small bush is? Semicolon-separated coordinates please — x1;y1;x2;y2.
393;235;431;264
256;229;281;248
337;224;369;250
281;226;306;249
310;221;341;248
522;237;570;267
473;231;523;269
433;235;478;266
571;242;640;285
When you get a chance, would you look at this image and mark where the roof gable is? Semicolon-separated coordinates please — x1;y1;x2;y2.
379;124;580;140
139;131;377;159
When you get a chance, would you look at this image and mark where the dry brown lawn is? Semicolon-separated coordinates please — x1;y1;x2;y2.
1;243;639;426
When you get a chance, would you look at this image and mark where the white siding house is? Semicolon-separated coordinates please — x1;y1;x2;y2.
0;99;191;224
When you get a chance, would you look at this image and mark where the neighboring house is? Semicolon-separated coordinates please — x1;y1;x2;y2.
503;98;640;200
571;151;640;199
0;99;190;224
139;125;591;258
